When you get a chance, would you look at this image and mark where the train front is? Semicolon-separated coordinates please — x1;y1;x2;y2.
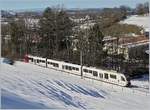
125;75;131;87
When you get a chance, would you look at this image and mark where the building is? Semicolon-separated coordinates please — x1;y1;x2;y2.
103;35;149;60
24;18;39;29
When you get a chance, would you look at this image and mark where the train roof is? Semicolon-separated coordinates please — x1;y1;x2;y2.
28;55;45;60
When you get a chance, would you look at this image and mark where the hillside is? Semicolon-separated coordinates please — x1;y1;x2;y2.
1;60;149;110
120;15;149;30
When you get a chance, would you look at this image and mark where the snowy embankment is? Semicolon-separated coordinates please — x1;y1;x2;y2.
131;74;149;90
1;89;48;109
1;61;150;110
120;15;149;30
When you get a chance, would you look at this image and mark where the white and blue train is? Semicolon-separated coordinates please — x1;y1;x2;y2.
27;55;131;87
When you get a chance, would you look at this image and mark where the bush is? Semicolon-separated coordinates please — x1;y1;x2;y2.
3;58;15;65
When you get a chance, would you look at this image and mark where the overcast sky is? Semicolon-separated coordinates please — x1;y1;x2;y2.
1;0;149;10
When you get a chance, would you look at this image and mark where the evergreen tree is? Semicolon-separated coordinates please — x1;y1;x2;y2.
39;7;73;59
10;19;26;58
136;2;149;15
76;24;104;67
88;24;104;66
39;7;55;58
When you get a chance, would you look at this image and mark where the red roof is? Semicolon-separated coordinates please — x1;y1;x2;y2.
118;35;149;45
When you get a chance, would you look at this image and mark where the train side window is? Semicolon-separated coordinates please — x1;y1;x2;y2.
99;73;103;78
83;69;88;73
76;68;79;71
66;66;69;70
89;70;92;74
29;58;33;62
41;60;45;63
72;67;75;70
54;63;59;67
69;66;72;70
110;74;116;79
121;76;125;81
93;71;98;77
104;73;109;79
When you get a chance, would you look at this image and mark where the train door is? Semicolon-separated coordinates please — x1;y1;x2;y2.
104;73;109;79
104;73;109;82
34;59;37;65
24;54;29;63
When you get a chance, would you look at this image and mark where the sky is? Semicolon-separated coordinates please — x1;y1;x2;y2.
0;0;149;10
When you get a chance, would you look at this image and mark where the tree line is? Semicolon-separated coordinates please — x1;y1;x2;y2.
2;5;148;76
2;7;106;67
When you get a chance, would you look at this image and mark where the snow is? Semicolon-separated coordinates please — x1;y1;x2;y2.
1;89;48;109
131;74;149;91
120;15;150;30
0;60;150;110
145;50;149;54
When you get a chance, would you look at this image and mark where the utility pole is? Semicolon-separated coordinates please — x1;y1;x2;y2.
0;11;1;63
46;58;47;68
80;49;83;78
79;28;83;79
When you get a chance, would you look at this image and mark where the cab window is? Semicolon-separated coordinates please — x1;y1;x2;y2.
121;76;125;81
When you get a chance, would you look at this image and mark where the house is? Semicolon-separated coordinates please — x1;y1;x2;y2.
24;18;39;29
103;35;149;60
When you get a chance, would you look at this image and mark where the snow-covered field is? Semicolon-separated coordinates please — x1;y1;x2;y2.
120;15;149;30
1;61;150;110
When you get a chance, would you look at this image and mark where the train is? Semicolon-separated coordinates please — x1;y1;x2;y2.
27;55;131;87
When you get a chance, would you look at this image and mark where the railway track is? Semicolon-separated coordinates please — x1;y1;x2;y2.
129;85;149;93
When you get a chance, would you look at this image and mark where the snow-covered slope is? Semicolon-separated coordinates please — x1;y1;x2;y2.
120;15;149;30
131;74;149;89
1;61;150;110
1;89;48;109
